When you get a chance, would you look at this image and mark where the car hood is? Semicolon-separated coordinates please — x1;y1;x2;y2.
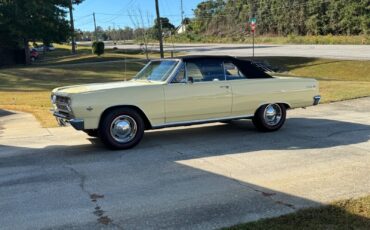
53;80;161;95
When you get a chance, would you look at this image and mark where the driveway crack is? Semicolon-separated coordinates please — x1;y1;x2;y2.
63;164;124;229
229;177;296;210
63;165;88;195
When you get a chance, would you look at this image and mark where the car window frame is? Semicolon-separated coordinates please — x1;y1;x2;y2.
223;61;248;81
145;58;180;83
167;58;256;85
139;60;180;82
183;59;227;84
169;62;187;84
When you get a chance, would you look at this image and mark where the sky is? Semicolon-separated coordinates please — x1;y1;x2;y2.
74;0;203;31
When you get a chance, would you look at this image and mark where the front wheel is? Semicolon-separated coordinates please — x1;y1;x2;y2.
98;108;145;150
252;103;286;132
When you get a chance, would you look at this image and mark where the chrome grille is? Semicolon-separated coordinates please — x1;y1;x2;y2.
56;96;70;104
56;103;70;111
54;96;71;113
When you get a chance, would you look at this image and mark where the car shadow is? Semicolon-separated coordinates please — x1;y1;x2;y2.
140;117;370;155
0;118;369;229
1;117;369;166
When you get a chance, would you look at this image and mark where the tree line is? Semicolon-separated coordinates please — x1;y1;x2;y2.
187;0;369;36
0;0;83;64
78;17;176;42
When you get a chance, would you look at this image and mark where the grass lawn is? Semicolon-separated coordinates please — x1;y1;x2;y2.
0;47;369;128
0;45;180;127
255;57;370;103
0;45;153;127
36;43;171;65
0;60;146;127
225;195;370;230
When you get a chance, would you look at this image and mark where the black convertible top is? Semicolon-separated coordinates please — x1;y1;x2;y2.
174;55;272;79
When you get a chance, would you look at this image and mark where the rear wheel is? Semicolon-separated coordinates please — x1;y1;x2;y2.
252;103;286;132
99;108;145;150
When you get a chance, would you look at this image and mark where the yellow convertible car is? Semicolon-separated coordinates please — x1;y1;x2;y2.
51;56;320;149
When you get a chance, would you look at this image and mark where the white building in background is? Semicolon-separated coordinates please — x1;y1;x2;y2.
176;24;187;34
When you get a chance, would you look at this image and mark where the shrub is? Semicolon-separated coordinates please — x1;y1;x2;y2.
92;41;104;56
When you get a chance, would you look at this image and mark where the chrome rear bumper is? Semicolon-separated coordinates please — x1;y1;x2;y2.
313;95;321;105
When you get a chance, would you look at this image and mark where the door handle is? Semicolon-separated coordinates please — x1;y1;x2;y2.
220;85;229;89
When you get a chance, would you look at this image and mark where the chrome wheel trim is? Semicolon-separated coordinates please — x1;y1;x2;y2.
110;115;137;143
263;104;282;126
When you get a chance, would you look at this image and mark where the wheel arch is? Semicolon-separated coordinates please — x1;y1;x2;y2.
254;102;291;114
99;105;152;130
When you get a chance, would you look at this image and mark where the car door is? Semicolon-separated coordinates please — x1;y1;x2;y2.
164;59;232;123
224;61;276;116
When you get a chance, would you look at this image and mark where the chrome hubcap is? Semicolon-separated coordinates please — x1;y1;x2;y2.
263;104;282;126
110;115;137;143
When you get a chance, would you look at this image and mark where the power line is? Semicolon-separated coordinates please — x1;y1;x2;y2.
95;13;182;17
101;0;136;23
75;16;94;26
75;0;334;29
75;21;94;27
75;13;93;22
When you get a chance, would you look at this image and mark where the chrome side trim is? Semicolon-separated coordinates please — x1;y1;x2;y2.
152;114;254;129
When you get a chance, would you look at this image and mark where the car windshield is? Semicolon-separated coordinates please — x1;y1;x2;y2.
134;60;178;82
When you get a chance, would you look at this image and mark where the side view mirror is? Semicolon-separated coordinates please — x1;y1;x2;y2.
187;77;194;84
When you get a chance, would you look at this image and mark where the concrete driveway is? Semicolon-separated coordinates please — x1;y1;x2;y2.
0;98;370;229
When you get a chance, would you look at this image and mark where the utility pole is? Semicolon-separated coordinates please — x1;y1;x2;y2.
180;0;184;24
251;2;256;59
112;22;116;42
93;12;97;41
252;27;255;58
155;0;164;58
69;0;76;54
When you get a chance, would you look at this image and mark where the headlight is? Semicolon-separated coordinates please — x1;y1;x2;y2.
66;98;72;112
51;94;57;104
53;95;73;113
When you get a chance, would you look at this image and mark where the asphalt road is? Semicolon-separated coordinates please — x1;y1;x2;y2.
103;43;370;60
1;98;370;229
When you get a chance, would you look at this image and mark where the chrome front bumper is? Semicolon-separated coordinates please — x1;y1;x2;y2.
313;95;321;105
53;111;84;130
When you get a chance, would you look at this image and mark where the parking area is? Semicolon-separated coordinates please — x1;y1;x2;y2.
0;97;369;229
